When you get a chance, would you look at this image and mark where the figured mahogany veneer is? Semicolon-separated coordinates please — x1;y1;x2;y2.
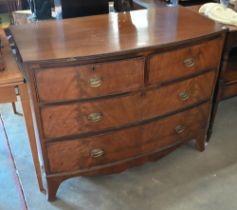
142;71;215;119
10;7;226;201
41;71;215;140
35;57;145;103
41;93;142;139
47;103;210;173
148;38;223;85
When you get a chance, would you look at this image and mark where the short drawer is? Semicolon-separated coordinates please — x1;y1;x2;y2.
148;38;223;85
46;103;210;173
41;94;142;139
35;57;144;103
143;71;216;119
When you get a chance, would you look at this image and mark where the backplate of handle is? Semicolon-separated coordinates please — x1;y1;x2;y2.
90;148;105;158
183;57;195;68
87;112;103;123
175;125;186;134
179;91;190;101
88;76;103;88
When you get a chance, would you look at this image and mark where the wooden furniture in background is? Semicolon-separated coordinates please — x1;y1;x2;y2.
188;4;237;100
220;28;237;99
0;28;44;192
10;7;226;201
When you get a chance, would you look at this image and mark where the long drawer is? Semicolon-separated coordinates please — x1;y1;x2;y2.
41;93;142;139
148;38;223;85
41;71;215;139
35;57;145;103
46;103;210;173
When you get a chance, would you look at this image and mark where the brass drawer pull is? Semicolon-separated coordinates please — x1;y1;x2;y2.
88;76;103;88
90;148;105;158
175;125;185;134
179;91;190;101
87;112;103;123
183;57;195;68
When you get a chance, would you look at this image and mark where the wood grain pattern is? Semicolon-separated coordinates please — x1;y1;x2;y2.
41;93;142;139
45;143;181;201
41;71;215;139
47;103;210;173
35;57;144;103
18;84;44;191
143;71;215;119
148;38;223;85
10;7;223;63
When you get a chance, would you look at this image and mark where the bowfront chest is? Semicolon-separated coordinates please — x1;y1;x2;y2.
10;7;226;200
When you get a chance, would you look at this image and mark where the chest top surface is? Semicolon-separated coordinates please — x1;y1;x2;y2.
10;7;223;63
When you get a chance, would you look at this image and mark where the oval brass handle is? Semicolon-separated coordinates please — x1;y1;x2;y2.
179;91;190;101
184;57;195;68
87;112;103;123
175;125;185;134
88;76;102;88
90;148;105;158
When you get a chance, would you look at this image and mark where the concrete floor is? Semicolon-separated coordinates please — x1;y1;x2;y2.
0;97;237;210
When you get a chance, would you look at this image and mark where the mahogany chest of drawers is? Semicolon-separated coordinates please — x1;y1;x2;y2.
10;7;226;200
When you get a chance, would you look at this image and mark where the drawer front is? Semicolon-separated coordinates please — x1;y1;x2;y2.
41;72;215;139
143;71;216;119
47;103;210;173
35;57;144;103
41;94;142;139
148;38;223;85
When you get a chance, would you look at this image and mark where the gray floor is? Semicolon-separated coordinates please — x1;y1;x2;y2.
0;97;237;210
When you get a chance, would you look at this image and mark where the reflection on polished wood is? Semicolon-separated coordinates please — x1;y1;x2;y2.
11;7;223;63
